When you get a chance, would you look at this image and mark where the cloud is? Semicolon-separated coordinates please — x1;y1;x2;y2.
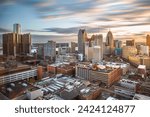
0;0;150;42
0;28;10;33
134;0;150;7
44;26;107;34
31;34;77;43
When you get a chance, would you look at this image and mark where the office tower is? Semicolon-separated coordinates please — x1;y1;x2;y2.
146;34;150;55
114;40;119;48
3;24;31;56
93;46;102;62
85;42;93;61
146;35;150;46
78;29;87;56
3;33;17;56
85;34;103;62
71;42;77;53
93;34;103;59
13;23;21;34
44;41;56;59
106;31;114;54
21;34;31;54
37;41;56;60
126;40;135;46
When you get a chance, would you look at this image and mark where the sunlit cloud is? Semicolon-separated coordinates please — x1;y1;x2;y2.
0;0;149;43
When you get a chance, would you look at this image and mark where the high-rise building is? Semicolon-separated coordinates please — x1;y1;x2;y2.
13;23;21;34
37;41;56;60
3;33;17;56
78;29;87;56
85;34;103;62
93;46;102;62
106;31;114;54
71;42;77;53
85;42;93;61
146;34;150;55
3;24;31;56
21;34;31;54
93;34;103;59
43;41;56;60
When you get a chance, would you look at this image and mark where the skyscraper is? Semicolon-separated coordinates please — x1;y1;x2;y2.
106;30;114;54
3;33;17;56
3;24;31;56
93;34;103;59
93;46;102;62
37;41;56;61
78;29;87;56
13;23;21;34
21;33;31;54
71;42;77;53
146;34;150;54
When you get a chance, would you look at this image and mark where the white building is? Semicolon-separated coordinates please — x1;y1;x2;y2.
140;45;149;56
93;46;102;62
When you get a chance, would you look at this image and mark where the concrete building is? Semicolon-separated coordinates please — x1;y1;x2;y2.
37;41;56;60
76;63;122;86
78;29;87;56
44;41;56;59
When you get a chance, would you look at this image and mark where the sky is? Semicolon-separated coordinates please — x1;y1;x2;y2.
0;0;150;43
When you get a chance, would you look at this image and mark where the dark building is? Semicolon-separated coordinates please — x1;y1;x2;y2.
2;24;31;56
78;29;87;56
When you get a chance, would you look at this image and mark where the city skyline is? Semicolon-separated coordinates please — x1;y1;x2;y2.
0;0;150;43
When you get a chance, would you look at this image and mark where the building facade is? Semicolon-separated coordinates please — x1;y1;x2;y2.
3;33;31;56
106;31;114;54
71;42;77;53
78;29;87;56
3;24;31;56
13;23;21;34
37;41;56;60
